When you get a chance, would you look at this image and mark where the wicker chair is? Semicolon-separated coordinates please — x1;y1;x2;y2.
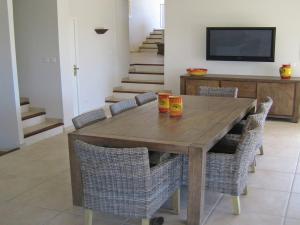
228;97;273;155
72;108;106;130
135;92;157;106
74;140;182;225
110;99;138;116
198;86;238;98
182;115;262;215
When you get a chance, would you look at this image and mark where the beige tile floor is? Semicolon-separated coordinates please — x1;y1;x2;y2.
0;120;299;225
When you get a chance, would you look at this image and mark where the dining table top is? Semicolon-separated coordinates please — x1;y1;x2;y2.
70;95;257;153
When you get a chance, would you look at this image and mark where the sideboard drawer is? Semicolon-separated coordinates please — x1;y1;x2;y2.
257;82;295;116
186;80;219;95
221;81;257;98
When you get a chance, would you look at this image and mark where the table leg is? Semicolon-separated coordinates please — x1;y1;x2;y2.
187;147;206;225
68;134;83;206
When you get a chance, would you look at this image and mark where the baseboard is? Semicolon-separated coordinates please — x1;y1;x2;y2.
64;125;75;133
0;148;20;157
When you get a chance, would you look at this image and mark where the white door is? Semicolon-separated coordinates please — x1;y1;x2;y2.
71;18;80;116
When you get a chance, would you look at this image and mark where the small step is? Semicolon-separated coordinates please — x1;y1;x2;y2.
23;119;63;139
20;97;29;106
22;108;46;121
149;33;163;37
113;87;171;99
141;44;158;49
130;63;164;67
150;32;163;36
105;96;126;103
129;71;164;75
121;77;164;89
140;45;158;49
146;38;163;42
140;47;158;53
128;73;164;81
22;108;46;129
114;87;170;94
152;30;164;34
129;64;164;76
142;42;158;48
144;39;160;44
122;78;164;85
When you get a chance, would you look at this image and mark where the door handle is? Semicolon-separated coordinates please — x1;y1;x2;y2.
73;65;79;76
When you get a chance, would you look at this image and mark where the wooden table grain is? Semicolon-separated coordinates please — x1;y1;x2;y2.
68;95;256;225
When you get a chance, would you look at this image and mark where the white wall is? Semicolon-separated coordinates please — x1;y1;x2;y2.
165;0;300;94
58;0;129;127
129;0;163;51
0;0;22;150
13;0;64;119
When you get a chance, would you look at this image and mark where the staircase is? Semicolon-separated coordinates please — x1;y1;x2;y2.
105;29;170;104
20;97;64;145
139;29;164;53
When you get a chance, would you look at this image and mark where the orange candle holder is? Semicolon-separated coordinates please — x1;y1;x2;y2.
169;96;183;117
158;93;171;113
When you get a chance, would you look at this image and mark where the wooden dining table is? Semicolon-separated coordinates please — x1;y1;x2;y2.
68;95;256;225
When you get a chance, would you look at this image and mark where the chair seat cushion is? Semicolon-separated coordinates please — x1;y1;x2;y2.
229;120;247;134
149;151;171;167
209;136;239;154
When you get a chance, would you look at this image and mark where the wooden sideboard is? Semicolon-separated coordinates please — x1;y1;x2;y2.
180;74;300;122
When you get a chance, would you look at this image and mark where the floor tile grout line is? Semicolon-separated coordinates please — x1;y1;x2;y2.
42;210;62;225
246;186;293;194
282;154;300;225
5;168;70;203
255;168;297;175
203;194;224;225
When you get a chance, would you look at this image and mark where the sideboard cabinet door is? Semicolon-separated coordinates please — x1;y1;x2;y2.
257;82;295;116
221;81;257;98
186;80;219;95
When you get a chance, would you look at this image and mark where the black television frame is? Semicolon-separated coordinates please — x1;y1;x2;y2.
206;27;276;62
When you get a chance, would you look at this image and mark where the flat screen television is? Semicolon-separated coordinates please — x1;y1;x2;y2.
206;27;276;62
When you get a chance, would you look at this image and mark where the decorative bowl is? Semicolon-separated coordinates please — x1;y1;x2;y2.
187;68;208;76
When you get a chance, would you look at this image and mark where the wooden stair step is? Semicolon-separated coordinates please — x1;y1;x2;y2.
142;42;158;45
130;63;164;66
22;108;46;121
150;33;163;36
129;71;164;75
105;96;126;103
147;37;162;40
23;119;63;138
113;87;171;94
140;46;158;49
20;97;29;106
122;78;164;85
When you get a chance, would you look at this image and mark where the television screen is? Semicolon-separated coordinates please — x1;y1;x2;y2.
206;27;276;62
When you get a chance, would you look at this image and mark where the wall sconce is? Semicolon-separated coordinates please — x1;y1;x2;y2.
95;28;108;34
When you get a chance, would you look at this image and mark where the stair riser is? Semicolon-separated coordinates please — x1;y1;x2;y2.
113;92;140;99
129;74;164;81
144;40;161;44
130;65;164;73
146;38;163;42
142;43;157;48
21;104;30;113
23;125;63;146
149;34;163;39
141;44;158;49
152;31;164;34
22;115;46;129
140;48;158;53
121;82;164;90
